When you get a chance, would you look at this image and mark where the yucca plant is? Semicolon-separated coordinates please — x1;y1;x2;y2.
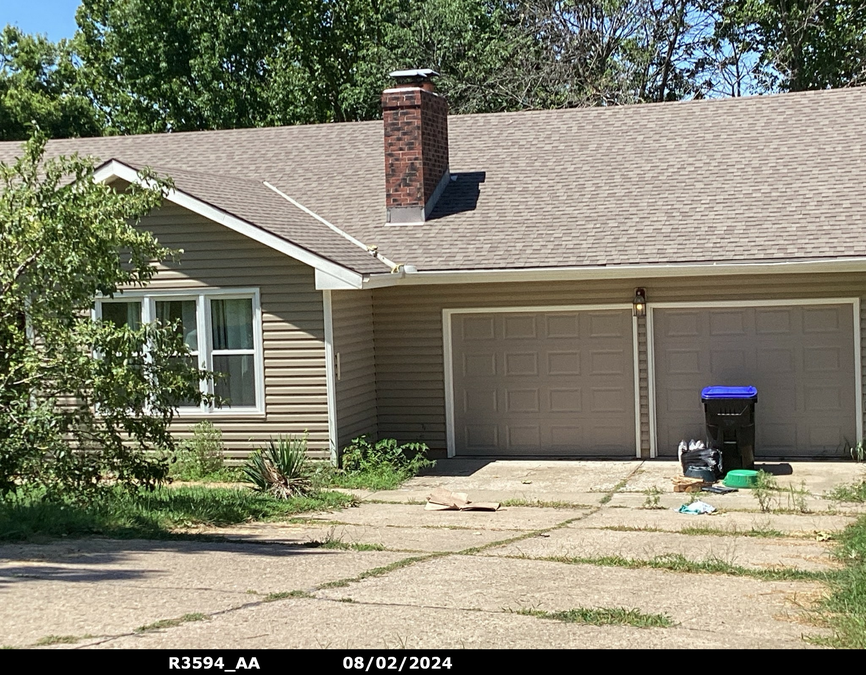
243;435;311;499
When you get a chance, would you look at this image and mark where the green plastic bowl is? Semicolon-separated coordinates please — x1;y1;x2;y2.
724;469;759;489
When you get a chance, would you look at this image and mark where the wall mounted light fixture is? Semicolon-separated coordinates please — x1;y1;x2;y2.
633;288;647;317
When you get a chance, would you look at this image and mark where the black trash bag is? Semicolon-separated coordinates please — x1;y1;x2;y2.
679;440;723;479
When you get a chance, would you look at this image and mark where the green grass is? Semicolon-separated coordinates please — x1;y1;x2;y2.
34;634;92;646
264;590;312;602
827;479;866;503
0;486;357;541
316;554;442;590
170;466;246;484
135;613;208;633
679;525;789;539
598;478;630;505
533;552;827;582
596;524;791;538
306;540;386;552
809;514;866;648
641;487;665;510
514;606;674;628
312;464;411;491
500;499;588;509
300;524;387;551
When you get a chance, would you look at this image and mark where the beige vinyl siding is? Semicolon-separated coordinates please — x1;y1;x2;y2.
131;203;329;459
372;272;866;457
331;289;378;448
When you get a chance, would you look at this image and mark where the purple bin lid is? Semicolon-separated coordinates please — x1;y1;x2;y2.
701;386;757;400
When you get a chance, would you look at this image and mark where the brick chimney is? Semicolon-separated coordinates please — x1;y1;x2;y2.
382;69;450;224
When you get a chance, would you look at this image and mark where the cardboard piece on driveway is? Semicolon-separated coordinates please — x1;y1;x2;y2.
425;488;500;511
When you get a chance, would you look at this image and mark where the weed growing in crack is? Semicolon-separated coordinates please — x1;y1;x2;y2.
264;590;312;602
753;471;779;512
827;479;866;503
35;634;91;646
599;478;629;505
641;486;665;510
533;552;827;582
303;526;385;551
784;481;812;513
501;499;587;509
135;613;208;633
513;606;675;628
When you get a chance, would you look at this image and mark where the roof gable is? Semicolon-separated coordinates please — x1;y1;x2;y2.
92;160;391;289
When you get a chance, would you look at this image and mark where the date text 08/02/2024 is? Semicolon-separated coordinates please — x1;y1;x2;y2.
343;656;453;671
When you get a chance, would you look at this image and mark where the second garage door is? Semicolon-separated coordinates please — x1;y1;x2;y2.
652;303;857;458
449;308;637;456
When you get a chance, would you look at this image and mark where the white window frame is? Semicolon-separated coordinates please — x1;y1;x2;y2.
94;288;265;416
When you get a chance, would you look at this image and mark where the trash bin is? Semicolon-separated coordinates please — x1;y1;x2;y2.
700;386;757;472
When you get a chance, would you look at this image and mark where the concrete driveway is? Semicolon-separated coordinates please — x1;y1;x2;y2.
2;460;864;649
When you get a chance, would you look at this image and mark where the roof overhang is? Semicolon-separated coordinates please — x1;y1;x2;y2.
93;160;366;290
361;257;866;288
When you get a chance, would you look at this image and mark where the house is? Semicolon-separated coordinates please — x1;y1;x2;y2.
2;71;865;463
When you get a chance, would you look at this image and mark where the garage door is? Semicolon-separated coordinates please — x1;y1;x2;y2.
449;309;636;456
653;303;857;458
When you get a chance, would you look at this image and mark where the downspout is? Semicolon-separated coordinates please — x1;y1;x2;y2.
322;290;339;465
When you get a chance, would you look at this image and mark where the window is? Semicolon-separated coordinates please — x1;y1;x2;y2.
95;289;264;414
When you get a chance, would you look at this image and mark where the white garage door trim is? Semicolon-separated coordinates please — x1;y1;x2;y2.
647;298;862;458
443;304;641;458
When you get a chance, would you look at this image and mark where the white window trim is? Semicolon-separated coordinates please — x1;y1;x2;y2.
94;287;265;416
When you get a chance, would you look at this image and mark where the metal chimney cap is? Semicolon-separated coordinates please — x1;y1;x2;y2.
389;69;439;81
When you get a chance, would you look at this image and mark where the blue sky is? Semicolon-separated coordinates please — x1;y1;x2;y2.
2;1;82;42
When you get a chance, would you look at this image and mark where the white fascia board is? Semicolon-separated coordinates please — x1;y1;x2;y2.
361;258;866;288
315;268;363;290
93;161;365;290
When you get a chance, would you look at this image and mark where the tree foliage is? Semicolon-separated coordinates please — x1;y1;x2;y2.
73;0;398;131
0;25;100;141
0;136;208;500
74;0;300;132
716;0;866;92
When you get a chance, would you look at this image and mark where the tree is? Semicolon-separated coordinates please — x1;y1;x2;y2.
0;25;101;141
73;0;298;132
73;0;397;132
381;0;530;113
750;0;865;91
0;135;208;500
704;0;866;94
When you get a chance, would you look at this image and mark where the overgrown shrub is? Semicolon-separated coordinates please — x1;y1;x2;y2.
243;435;311;499
340;436;434;483
0;137;209;503
170;422;225;481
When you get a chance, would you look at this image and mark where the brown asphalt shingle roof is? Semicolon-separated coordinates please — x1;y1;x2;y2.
1;87;864;275
135;165;389;274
